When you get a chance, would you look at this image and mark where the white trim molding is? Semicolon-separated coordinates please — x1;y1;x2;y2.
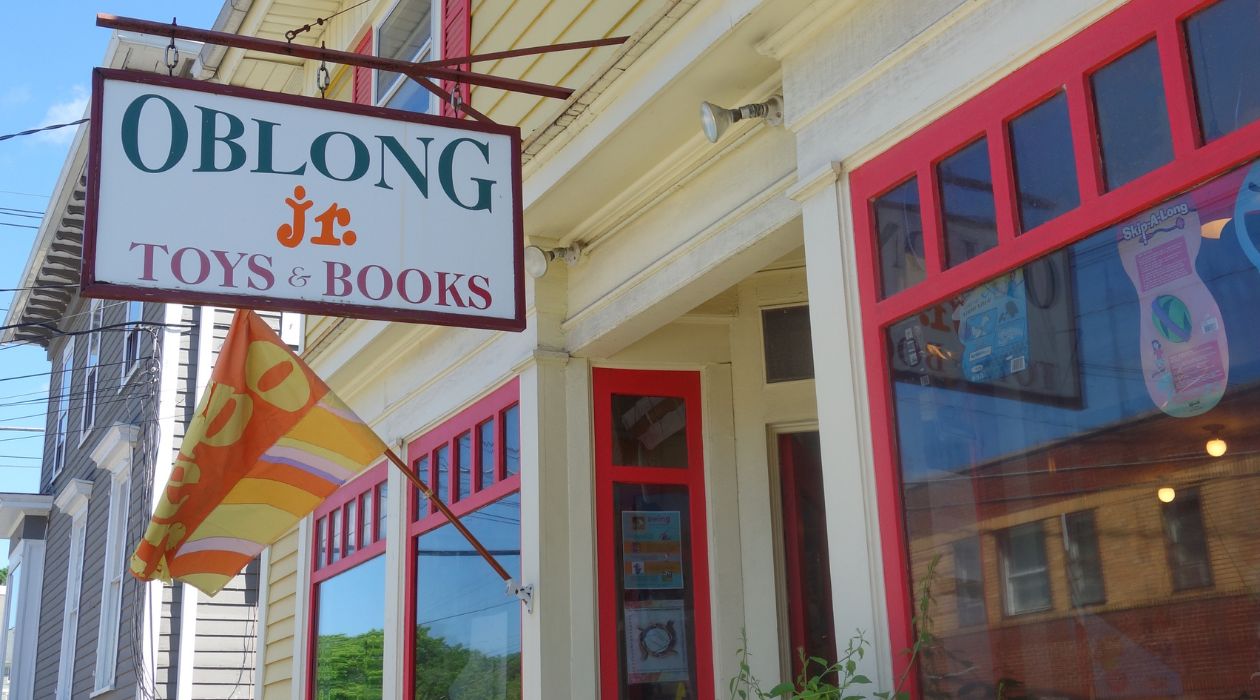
91;424;136;693
0;493;53;539
1;538;47;700
54;479;93;700
89;424;139;474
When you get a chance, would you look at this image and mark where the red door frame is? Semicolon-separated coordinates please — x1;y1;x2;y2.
847;0;1260;694
593;368;715;700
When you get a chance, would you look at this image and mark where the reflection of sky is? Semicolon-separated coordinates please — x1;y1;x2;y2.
416;494;522;656
896;165;1260;479
319;555;386;637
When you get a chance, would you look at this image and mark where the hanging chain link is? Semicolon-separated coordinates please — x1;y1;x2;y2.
165;17;179;76
317;42;332;98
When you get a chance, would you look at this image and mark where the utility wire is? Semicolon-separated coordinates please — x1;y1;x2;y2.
0;118;89;143
0;221;37;230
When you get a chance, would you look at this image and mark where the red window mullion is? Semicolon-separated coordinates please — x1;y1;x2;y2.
918;164;945;275
1158;16;1202;157
1066;72;1105;202
497;407;510;483
987;120;1020;245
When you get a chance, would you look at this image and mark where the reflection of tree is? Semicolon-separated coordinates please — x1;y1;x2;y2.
414;625;522;699
315;629;385;699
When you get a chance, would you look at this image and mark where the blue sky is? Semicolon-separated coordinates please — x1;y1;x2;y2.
0;2;221;569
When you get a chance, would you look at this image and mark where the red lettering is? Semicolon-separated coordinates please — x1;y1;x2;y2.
397;269;432;304
172;247;211;285
436;271;466;307
324;261;352;297
467;275;492;310
247;255;274;291
129;242;168;281
357;264;393;301
211;250;248;288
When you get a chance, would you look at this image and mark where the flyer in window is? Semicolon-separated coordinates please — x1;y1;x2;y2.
621;510;684;590
957;268;1030;383
624;599;690;684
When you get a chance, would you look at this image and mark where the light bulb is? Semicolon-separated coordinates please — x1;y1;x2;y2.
1206;436;1227;457
1157;487;1176;503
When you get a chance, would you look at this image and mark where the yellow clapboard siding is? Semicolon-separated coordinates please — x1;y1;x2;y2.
262;525;301;693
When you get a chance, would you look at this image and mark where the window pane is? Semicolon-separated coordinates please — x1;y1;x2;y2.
316;517;327;568
457;432;472;501
434;445;450;513
503;405;520;477
1092;40;1174;189
873;177;926;297
346;499;358;556
762;306;815;383
415;456;430;518
378;483;388;537
415;494;521;699
479;419;496;489
613;484;700;699
611;395;688;467
1186;0;1260;142
362;493;374;545
890;157;1260;695
939;138;999;266
314;556;386;699
952;537;986;627
5;563;19;688
376;0;433;100
1010;93;1079;231
330;509;342;563
1162;487;1212;590
1063;511;1105;606
386;77;431;114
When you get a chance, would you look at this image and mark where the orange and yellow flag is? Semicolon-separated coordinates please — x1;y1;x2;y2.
131;310;386;595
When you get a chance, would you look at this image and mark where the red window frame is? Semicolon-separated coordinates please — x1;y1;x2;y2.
848;0;1260;692
402;377;522;695
306;462;389;699
593;368;714;700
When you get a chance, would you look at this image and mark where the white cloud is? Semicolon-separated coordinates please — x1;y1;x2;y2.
0;86;31;107
34;85;89;145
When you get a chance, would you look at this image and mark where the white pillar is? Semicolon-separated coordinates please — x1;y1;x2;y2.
794;164;893;688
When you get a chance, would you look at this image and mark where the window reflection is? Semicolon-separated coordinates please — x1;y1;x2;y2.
415;494;522;699
873;177;926;297
939;138;999;266
314;555;386;699
1010;93;1080;232
611;395;688;467
889;158;1260;696
1092;40;1174;189
1186;0;1260;142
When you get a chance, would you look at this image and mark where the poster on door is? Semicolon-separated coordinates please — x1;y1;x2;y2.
624;599;690;684
621;510;684;590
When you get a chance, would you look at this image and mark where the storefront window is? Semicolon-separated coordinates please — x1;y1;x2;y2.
414;494;522;699
938;138;998;266
611;395;688;467
1091;40;1173;189
888;158;1260;695
874;177;925;297
313;555;386;699
1186;0;1260;142
1010;92;1079;232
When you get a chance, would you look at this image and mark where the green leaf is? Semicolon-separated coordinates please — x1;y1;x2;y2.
768;682;794;695
852;675;871;684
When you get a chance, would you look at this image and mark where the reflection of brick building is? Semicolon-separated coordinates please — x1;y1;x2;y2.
906;388;1260;698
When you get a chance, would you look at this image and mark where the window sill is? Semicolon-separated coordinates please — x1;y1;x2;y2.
119;361;142;390
89;684;115;698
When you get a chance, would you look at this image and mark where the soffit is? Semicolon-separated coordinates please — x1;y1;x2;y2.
222;0;344;93
524;0;813;244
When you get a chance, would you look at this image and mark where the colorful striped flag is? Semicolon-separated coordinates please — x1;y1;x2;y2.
131;309;387;595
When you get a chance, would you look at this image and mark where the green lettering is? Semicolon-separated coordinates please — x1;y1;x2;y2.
121;94;188;173
439;138;495;212
311;131;369;182
251;119;306;175
375;136;432;195
193;106;246;172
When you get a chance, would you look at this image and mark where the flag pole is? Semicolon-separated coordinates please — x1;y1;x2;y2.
382;447;513;582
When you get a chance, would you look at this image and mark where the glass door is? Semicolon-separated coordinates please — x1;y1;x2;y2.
595;368;714;700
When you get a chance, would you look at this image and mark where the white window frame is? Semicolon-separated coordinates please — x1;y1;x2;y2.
121;300;145;385
53;479;93;700
79;300;104;445
52;336;74;478
91;426;135;694
999;522;1052;616
375;0;438;107
0;538;46;700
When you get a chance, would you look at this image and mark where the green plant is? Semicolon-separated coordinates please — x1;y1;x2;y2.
729;556;939;700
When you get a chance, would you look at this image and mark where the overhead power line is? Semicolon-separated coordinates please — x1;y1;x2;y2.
0;118;89;143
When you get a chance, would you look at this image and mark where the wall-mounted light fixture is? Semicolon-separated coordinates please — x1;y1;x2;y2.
1203;423;1227;457
700;95;784;143
524;243;583;279
1157;486;1177;503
